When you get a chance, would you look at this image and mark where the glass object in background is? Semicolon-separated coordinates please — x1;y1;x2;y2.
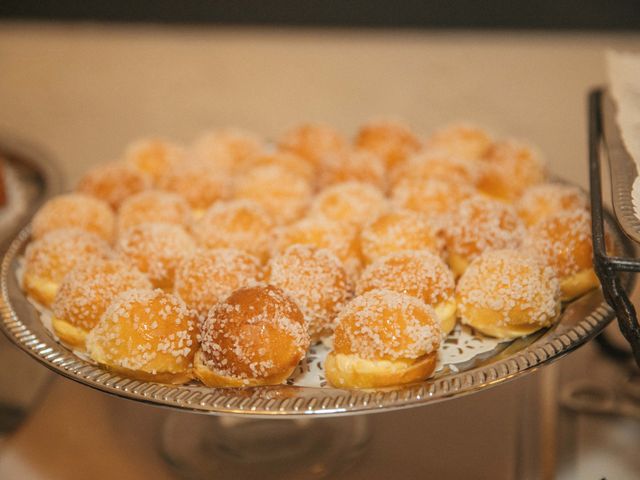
0;337;51;437
0;134;61;440
160;413;371;480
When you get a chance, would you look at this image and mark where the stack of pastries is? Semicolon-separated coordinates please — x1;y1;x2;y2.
20;121;598;389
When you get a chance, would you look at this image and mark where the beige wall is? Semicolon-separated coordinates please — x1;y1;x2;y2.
1;23;637;186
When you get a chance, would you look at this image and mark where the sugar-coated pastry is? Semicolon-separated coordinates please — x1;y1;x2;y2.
360;209;444;264
456;249;561;338
244;151;315;183
326;289;441;389
52;258;151;349
23;229;112;307
194;285;310;387
117;190;193;233
267;245;352;341
174;248;262;322
478;139;546;202
310;181;388;227
526;209;598;301
191;128;263;174
444;195;526;277
516;183;588;227
31;193;116;243
424;123;493;161
76;162;150;210
319;148;386;190
21;120;602;391
357;250;456;335
125;138;185;185
389;150;481;188
193;200;274;262
233;165;312;225
391;177;476;225
355;119;422;170
86;289;198;383
116;223;196;289
278;122;347;168
273;217;361;277
157;161;230;217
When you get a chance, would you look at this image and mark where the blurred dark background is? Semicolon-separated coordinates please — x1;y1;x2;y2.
1;0;639;30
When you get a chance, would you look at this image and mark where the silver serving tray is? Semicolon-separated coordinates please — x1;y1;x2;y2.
1;211;634;417
601;89;640;244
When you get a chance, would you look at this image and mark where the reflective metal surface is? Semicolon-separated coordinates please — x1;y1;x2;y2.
601;89;640;245
590;89;640;367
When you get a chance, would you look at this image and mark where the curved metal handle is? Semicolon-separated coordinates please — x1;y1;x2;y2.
588;88;640;368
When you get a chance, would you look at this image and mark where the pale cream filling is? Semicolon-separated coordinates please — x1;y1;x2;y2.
434;298;457;336
24;276;59;306
52;316;89;349
330;353;414;375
